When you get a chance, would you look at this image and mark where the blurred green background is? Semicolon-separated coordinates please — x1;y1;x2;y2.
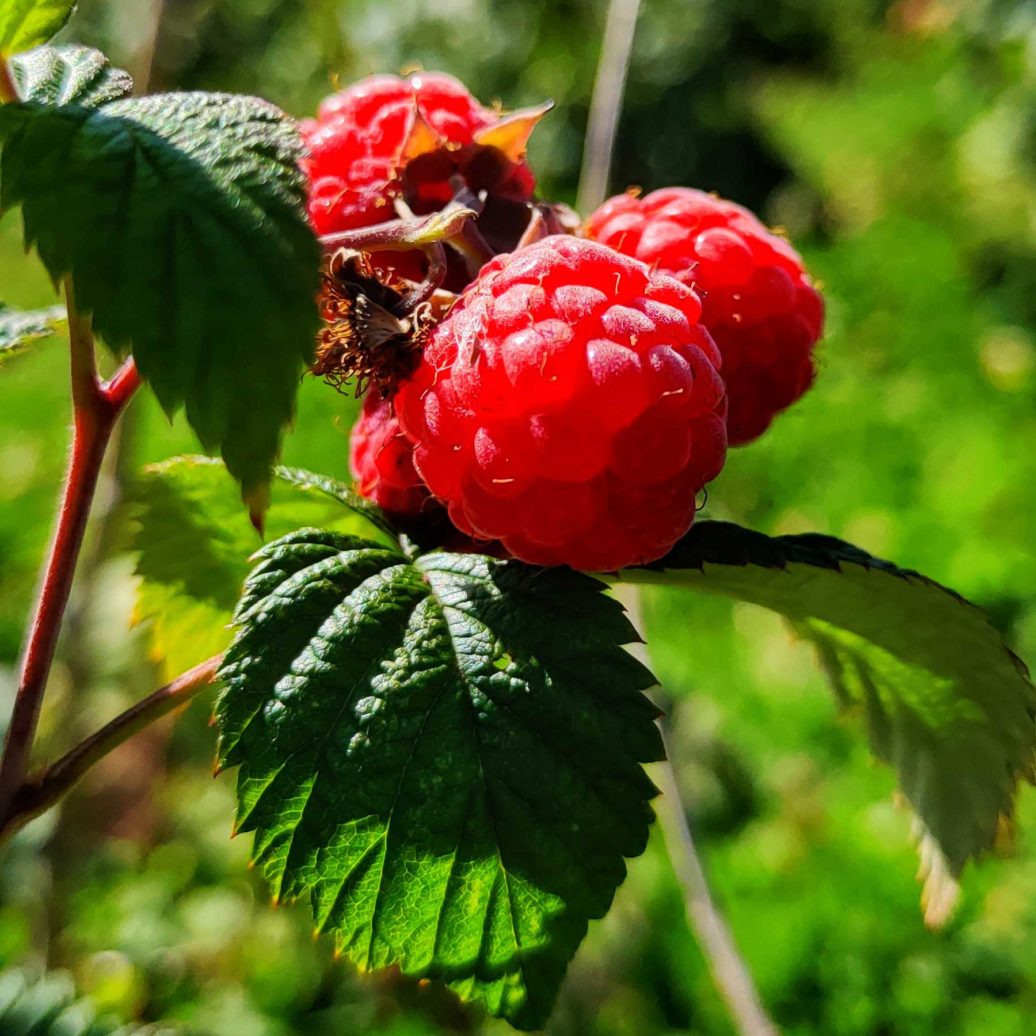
4;0;1036;1032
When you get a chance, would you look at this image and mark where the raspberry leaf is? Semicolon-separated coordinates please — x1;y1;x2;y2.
0;301;65;358
0;1;74;57
628;520;1036;923
0;85;320;505
131;457;391;679
7;44;132;105
216;531;662;1028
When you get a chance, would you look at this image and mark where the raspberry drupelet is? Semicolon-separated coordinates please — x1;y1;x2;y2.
393;236;728;571
586;187;823;445
349;394;432;519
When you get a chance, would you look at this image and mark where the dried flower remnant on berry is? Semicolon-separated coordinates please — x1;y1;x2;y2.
314;250;435;397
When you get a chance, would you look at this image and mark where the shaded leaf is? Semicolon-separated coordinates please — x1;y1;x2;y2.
625;520;1036;923
131;457;390;679
0;87;320;503
216;530;662;1028
0;0;74;56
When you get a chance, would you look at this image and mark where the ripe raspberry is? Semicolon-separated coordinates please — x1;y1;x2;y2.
350;394;431;519
585;188;824;445
394;236;728;571
301;72;536;245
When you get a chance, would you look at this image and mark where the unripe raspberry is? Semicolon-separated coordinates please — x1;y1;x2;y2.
301;73;536;248
585;188;823;445
395;236;728;571
350;394;431;519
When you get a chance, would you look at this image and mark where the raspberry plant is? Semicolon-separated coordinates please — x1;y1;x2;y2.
1;2;1035;1030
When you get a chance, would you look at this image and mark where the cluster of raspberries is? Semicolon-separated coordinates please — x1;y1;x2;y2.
303;72;825;572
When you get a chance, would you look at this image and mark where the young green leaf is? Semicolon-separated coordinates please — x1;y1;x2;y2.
0;1;74;57
7;44;132;105
0;967;143;1035
131;457;391;679
0;87;320;505
623;520;1036;924
0;301;65;358
216;530;662;1028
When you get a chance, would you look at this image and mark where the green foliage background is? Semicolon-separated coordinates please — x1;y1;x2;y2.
3;0;1036;1032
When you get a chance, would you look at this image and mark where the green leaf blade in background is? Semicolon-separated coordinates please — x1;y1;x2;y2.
624;520;1036;923
216;531;662;1028
0;301;64;358
0;76;321;505
0;0;74;56
7;44;132;105
131;457;391;680
0;967;149;1035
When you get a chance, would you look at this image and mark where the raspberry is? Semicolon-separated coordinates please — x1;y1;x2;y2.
585;187;824;445
394;236;728;571
301;73;536;254
350;394;431;519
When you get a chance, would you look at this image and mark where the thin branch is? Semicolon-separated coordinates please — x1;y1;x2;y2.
0;57;18;103
319;206;478;254
400;244;448;309
577;0;643;215
655;724;781;1036
0;281;140;819
615;586;779;1036
1;655;222;840
130;0;167;94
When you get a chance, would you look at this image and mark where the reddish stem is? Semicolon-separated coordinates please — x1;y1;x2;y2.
104;355;143;408
0;654;221;842
0;284;140;819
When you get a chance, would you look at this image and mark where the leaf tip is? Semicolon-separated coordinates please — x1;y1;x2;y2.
245;482;271;536
913;822;962;929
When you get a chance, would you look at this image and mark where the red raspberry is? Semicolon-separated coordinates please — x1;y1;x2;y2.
394;236;728;571
585;188;824;445
349;394;431;519
301;72;535;242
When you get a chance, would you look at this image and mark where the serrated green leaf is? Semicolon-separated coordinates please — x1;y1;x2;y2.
8;44;132;106
0;1;74;56
131;457;391;679
0;300;64;358
624;520;1036;922
0;89;320;502
216;531;662;1028
273;465;398;539
0;967;153;1035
